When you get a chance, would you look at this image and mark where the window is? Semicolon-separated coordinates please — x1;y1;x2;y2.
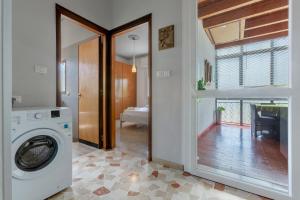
216;98;288;126
243;53;271;87
274;50;289;86
217;58;240;89
216;37;289;89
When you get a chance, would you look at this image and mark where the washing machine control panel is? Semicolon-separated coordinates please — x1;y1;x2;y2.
27;111;50;121
51;110;60;118
25;110;65;121
12;108;72;127
34;113;43;119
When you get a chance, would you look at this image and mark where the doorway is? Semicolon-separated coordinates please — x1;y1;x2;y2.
56;5;108;149
109;15;152;161
56;6;152;158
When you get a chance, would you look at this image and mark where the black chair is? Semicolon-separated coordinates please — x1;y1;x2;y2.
250;104;279;137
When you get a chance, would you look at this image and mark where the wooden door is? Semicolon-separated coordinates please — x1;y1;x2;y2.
114;62;137;118
78;37;100;146
115;61;123;119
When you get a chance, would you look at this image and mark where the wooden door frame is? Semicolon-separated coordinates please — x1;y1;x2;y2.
109;14;153;161
55;4;109;149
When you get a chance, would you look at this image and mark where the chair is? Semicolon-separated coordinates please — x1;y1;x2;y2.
250;104;279;137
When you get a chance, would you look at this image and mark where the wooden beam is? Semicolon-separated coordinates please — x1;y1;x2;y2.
199;0;261;19
216;31;288;49
203;0;288;28
245;9;288;30
198;0;218;8
244;21;288;38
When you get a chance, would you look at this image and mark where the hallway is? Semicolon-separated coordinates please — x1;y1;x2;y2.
49;143;269;200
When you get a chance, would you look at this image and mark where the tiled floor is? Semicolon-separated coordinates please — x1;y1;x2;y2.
48;142;270;200
73;142;98;158
115;121;148;158
197;125;288;187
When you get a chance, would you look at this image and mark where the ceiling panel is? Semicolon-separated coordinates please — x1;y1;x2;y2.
198;0;289;48
209;21;240;44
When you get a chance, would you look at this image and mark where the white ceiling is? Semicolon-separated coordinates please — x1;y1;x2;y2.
61;16;97;48
61;17;148;57
115;23;148;59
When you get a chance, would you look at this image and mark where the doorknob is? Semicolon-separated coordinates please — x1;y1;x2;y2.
78;93;82;98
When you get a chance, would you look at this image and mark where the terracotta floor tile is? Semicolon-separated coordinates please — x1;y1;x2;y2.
128;191;140;196
93;186;110;196
214;182;225;191
171;182;181;189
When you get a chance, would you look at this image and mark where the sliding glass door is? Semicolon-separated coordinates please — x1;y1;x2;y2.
184;0;298;199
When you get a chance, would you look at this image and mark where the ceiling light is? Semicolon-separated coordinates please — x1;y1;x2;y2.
128;34;140;73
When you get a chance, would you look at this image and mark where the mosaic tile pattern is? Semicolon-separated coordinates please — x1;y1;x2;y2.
48;144;271;200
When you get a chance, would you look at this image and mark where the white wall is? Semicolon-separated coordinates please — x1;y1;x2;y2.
196;20;216;135
196;98;215;135
0;1;4;197
136;56;149;107
290;1;300;199
1;0;12;199
62;44;79;141
112;0;183;164
61;17;96;48
197;20;216;84
12;0;112;107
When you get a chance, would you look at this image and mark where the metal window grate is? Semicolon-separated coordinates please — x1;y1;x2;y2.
216;98;288;125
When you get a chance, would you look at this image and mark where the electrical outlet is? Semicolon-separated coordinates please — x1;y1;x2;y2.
13;96;22;104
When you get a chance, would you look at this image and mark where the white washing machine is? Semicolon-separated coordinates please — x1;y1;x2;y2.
11;107;72;200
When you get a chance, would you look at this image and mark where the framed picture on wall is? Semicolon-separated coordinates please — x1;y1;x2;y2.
159;25;175;50
204;59;212;83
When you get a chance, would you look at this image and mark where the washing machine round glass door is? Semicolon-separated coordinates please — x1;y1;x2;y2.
12;128;65;180
15;135;58;172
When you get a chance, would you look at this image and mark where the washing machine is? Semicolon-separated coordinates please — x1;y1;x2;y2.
11;107;72;200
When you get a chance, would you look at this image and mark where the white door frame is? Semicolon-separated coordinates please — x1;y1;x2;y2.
182;0;300;199
0;0;12;199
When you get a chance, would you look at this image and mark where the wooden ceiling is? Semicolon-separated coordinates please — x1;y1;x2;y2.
198;0;289;49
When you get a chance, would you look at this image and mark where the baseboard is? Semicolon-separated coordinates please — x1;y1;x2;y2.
198;123;217;139
73;138;79;143
152;158;184;170
79;139;99;148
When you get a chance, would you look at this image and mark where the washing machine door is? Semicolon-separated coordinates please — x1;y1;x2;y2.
12;128;65;180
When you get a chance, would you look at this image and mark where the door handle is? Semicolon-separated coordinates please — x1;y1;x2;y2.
78;93;82;98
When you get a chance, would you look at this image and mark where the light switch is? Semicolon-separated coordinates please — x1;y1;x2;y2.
156;70;171;78
35;65;48;74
